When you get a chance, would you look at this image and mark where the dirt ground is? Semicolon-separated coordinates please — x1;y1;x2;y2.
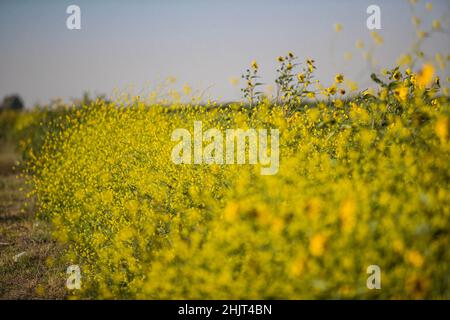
0;142;65;299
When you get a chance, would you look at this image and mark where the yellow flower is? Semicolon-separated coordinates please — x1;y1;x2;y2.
335;74;344;83
310;233;327;257
425;2;433;11
297;73;306;82
101;190;114;203
393;70;402;81
307;61;314;72
346;80;359;91
277;56;284;62
334;23;343;32
416;63;435;87
394;86;409;102
417;30;426;39
435;117;448;144
406;250;424;268
224;202;239;221
397;54;412;66
334;99;344;108
305;198;322;216
371;31;384;45
289;257;304;277
35;284;45;297
412;16;421;27
340;198;356;232
251;60;258;70
182;84;192;96
126;199;140;214
432;19;441;30
306;92;316;99
327;85;337;95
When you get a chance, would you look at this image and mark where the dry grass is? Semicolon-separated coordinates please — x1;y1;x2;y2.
0;142;66;299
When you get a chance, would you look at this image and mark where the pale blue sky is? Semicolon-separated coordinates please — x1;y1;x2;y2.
0;0;449;106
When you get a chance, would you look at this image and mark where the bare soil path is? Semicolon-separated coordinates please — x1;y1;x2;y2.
0;142;65;299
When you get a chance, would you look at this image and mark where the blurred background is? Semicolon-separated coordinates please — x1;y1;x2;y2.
0;0;449;107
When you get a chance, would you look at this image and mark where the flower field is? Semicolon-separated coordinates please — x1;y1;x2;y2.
10;62;447;299
1;0;449;301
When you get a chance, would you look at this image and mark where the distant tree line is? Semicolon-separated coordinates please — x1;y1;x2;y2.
0;94;24;111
